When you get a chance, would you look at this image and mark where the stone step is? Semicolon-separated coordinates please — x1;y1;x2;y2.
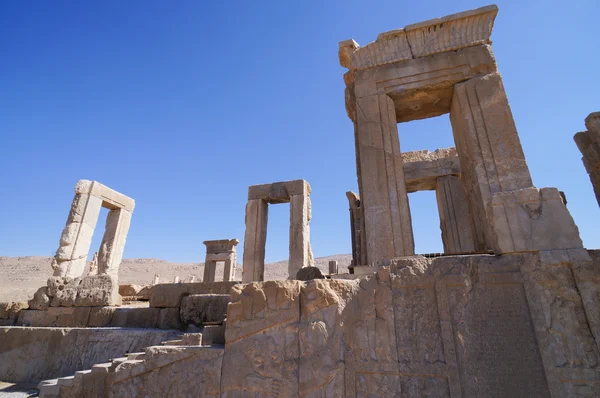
57;376;75;386
161;339;183;345
126;352;146;360
74;369;92;382
38;381;60;398
91;362;113;373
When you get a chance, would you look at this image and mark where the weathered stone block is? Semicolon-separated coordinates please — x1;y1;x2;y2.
110;308;160;328
149;281;238;308
28;287;50;310
158;307;182;330
88;307;117;327
109;347;223;397
179;294;230;326
222;281;301;397
75;274;120;306
487;187;583;253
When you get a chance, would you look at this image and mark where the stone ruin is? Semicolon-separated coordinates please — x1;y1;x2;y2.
575;112;600;206
242;179;314;282
203;239;239;282
1;5;600;398
29;179;135;309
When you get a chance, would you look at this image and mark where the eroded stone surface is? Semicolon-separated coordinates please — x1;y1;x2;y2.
179;294;230;326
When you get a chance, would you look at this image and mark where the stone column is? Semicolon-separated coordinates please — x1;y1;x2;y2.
203;260;216;283
574;112;600;206
223;257;235;282
289;193;311;278
450;72;534;249
53;188;103;278
97;208;132;277
435;175;476;254
354;93;415;264
328;260;338;275
346;191;366;267
242;199;268;283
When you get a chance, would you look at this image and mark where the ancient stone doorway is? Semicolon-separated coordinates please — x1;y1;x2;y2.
242;179;313;282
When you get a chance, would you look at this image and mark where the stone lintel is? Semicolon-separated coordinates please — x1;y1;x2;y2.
75;180;135;212
351;45;497;122
339;4;497;70
402;148;460;193
247;179;310;203
203;239;239;253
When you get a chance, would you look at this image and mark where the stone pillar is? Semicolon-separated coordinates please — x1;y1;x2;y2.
289;193;312;278
354;94;415;264
450;72;534;249
328;260;338;275
242;199;268;283
53;188;103;278
346;191;366;267
153;274;160;285
203;260;216;283
574;112;600;206
223;255;236;282
436;175;476;254
97;208;132;277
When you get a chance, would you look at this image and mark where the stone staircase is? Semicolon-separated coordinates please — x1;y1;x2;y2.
37;328;224;397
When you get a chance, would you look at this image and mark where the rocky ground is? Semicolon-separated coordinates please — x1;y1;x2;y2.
0;254;352;302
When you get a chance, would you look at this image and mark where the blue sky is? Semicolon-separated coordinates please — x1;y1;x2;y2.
1;0;598;263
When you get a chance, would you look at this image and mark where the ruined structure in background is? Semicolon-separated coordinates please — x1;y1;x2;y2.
203;239;239;282
52;180;134;279
242;179;313;282
402;148;479;254
575;112;600;206
339;4;582;264
30;180;134;308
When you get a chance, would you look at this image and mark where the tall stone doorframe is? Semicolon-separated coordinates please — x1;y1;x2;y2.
203;239;239;282
242;179;313;283
402;148;482;254
339;4;583;262
574;112;600;206
45;180;134;306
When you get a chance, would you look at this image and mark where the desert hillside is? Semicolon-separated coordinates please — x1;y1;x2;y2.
0;254;352;302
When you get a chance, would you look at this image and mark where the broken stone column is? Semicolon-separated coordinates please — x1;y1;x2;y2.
242;199;268;283
574;112;600;206
203;239;239;282
346;191;366;266
436;175;476;254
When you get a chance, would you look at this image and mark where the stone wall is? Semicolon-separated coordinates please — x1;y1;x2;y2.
220;252;600;397
0;327;178;383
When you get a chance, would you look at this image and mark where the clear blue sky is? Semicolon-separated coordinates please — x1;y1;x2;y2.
1;0;598;263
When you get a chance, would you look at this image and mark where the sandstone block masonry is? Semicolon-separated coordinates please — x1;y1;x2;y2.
242;180;314;282
203;239;239;282
575;112;600;206
339;4;582;261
